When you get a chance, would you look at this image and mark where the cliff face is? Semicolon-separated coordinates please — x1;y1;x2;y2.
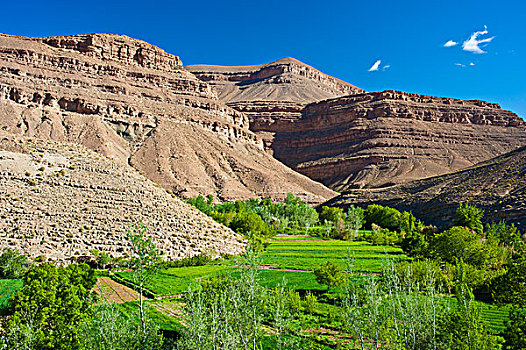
228;89;526;191
189;62;526;191
187;57;365;152
0;34;335;203
272;91;526;190
325;145;526;231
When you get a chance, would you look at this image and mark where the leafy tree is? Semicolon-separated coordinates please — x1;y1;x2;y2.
314;261;344;292
80;302;163;350
179;251;265;350
127;222;161;334
437;261;498;350
502;308;526;350
345;205;364;237
318;206;343;225
454;203;484;235
430;226;484;266
4;263;95;350
0;247;28;278
90;249;111;269
401;230;429;257
491;246;526;306
485;221;522;246
364;204;401;231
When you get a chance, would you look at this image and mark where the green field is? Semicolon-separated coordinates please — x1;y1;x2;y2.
261;238;407;272
0;279;22;308
116;237;401;296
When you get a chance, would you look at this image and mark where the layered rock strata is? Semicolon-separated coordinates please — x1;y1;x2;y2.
0;132;245;261
190;62;526;190
279;91;526;190
325;145;526;231
0;34;335;203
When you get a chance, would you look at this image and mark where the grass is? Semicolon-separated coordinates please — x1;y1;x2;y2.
113;300;181;332
114;234;510;336
261;238;407;273
116;264;228;296
0;279;22;308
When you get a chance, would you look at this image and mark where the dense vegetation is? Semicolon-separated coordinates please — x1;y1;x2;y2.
0;194;524;349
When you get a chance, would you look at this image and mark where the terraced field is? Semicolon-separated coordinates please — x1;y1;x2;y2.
116;236;405;295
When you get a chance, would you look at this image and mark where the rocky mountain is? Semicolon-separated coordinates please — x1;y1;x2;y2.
187;57;365;151
0;34;335;203
0;132;245;262
188;61;526;191
325;145;526;231
186;57;364;103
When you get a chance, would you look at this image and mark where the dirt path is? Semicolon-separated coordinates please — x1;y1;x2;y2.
94;277;143;303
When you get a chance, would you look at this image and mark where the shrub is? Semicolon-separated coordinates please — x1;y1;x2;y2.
454;203;484;235
364;204;401;231
0;248;29;279
314;261;344;292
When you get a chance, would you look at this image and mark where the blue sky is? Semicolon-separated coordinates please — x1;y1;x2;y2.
3;0;525;118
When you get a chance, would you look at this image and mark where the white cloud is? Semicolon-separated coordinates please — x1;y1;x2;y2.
444;40;458;47
455;63;466;67
368;60;381;72
462;26;495;54
469;62;475;66
383;65;391;70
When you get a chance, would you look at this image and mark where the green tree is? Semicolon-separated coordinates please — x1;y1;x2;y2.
492;246;526;306
430;226;484;266
454;203;484;235
319;206;344;225
437;260;498;350
4;263;95;350
0;247;28;278
127;222;161;334
502;308;526;350
364;204;401;231
485;221;522;246
313;261;344;292
345;205;364;237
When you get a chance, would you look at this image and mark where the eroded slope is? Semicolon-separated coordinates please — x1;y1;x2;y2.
0;34;335;203
326;146;526;230
0;132;245;262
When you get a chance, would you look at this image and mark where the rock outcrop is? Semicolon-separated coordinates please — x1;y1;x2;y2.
325;145;526;231
187;57;365;152
0;34;335;203
268;91;526;190
189;63;526;190
0;132;245;262
187;57;364;103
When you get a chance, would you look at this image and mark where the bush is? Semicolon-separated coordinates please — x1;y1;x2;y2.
364;204;401;231
454;202;484;235
0;248;28;279
314;261;344;292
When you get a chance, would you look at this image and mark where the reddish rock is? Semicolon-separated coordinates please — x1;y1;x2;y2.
0;34;335;203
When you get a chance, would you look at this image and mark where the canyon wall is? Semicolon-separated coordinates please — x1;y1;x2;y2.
0;34;335;203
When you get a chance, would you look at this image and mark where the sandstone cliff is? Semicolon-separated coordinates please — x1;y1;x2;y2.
189;62;526;190
0;34;335;203
0;132;245;262
269;91;526;190
325;145;526;231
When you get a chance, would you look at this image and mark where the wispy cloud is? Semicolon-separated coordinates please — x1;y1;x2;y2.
455;63;466;67
444;40;458;47
462;26;495;54
383;65;391;70
368;60;381;72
